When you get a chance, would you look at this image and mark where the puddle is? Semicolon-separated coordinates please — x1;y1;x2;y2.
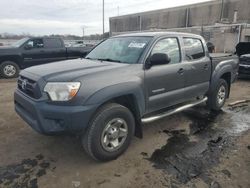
226;102;250;135
0;154;54;188
148;102;250;185
184;108;222;135
149;130;230;183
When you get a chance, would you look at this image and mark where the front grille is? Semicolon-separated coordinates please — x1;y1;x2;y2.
240;57;250;65
239;66;250;74
17;76;42;99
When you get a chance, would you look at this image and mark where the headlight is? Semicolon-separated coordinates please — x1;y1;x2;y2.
44;82;81;101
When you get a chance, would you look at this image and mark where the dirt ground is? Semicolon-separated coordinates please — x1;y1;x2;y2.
0;78;249;188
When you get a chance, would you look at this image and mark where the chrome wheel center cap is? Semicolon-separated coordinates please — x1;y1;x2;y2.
108;127;119;139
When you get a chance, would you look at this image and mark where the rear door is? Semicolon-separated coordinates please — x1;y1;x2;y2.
144;37;186;113
181;37;211;100
43;38;67;62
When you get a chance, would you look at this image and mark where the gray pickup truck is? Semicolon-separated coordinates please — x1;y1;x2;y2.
14;32;239;161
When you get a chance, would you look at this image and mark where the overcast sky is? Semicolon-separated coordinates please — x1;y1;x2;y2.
0;0;212;36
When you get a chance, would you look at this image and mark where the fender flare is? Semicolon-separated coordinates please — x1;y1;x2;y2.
0;55;22;68
209;64;232;95
85;82;146;116
84;82;145;138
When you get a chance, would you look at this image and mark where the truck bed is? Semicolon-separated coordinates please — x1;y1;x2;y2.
210;53;239;80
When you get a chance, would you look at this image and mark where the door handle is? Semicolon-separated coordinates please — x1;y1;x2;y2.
177;68;184;74
204;64;209;70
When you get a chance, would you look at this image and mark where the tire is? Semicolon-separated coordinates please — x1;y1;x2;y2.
82;103;135;161
0;61;19;78
207;79;228;111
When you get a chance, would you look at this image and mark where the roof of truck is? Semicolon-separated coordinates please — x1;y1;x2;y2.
112;31;202;38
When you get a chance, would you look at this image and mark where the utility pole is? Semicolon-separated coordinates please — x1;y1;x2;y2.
220;0;224;22
82;27;84;41
102;0;105;35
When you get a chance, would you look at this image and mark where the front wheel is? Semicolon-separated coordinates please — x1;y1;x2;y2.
82;103;135;161
207;79;229;111
0;61;19;78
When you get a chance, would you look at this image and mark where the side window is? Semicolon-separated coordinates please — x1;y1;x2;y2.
44;38;63;48
183;38;205;61
27;39;44;48
151;38;181;64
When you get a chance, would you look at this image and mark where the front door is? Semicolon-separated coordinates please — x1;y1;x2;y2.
144;37;185;113
22;38;46;67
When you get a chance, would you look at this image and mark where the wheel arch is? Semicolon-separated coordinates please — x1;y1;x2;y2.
89;94;144;139
105;94;143;138
84;83;145;138
209;65;232;97
0;55;22;68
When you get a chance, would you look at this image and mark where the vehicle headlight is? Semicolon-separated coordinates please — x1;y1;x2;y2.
44;82;81;101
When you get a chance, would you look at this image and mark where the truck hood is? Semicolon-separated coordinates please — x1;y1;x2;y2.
21;58;129;82
0;46;19;54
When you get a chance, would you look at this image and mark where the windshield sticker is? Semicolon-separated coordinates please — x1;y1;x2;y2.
128;42;146;48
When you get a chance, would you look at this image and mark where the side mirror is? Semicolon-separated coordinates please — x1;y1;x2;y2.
24;44;32;50
149;53;171;67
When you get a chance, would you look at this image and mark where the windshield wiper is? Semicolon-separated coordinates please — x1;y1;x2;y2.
97;58;121;63
85;57;123;63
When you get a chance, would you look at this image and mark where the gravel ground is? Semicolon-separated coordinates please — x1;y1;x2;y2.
0;78;249;188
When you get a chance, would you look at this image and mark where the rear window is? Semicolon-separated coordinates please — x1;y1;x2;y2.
44;38;63;48
183;38;205;61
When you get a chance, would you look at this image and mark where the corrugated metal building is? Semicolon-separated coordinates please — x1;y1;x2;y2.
109;0;250;52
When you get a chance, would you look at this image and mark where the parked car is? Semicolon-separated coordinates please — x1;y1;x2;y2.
71;41;96;48
71;40;86;47
14;32;239;161
0;37;93;78
236;42;250;76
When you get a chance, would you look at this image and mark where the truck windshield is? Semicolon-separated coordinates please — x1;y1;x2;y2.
11;38;29;47
86;36;152;64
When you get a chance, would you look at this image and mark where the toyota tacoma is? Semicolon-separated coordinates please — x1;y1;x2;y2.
14;32;239;161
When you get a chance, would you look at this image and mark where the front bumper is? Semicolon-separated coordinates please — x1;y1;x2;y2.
238;64;250;75
14;89;98;135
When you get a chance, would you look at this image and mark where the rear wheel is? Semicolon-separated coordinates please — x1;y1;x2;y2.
0;61;19;78
82;103;135;161
207;79;228;111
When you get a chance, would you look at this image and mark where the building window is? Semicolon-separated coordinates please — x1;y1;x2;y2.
245;36;250;42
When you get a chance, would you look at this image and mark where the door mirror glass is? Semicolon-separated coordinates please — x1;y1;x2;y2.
150;53;171;66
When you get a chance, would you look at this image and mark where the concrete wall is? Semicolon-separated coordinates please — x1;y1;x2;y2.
110;0;250;34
